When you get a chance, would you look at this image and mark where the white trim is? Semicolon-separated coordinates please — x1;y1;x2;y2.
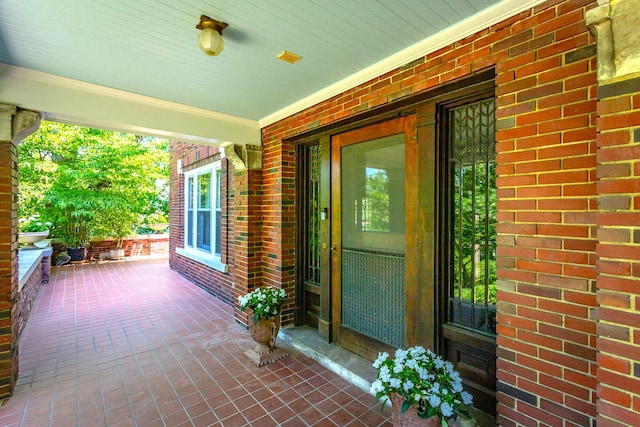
183;161;224;269
0;64;261;146
2;65;254;127
259;0;547;127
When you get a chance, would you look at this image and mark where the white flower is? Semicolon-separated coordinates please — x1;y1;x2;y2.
403;380;414;393
370;380;385;394
440;402;453;418
395;348;407;362
373;352;389;368
379;366;391;382
428;394;441;408
461;391;473;405
371;345;473;420
416;366;429;380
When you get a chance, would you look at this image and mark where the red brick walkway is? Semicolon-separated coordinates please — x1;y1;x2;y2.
0;258;391;426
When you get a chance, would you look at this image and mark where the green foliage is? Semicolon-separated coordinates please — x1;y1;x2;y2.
364;168;390;232
18;214;51;232
452;162;497;305
18;121;169;248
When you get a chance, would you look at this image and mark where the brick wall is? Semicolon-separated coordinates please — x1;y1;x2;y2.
0;139;18;399
169;142;239;306
260;0;602;424
594;76;640;425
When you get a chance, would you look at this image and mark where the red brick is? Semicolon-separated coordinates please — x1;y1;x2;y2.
597;353;630;374
516;107;562;126
539;323;590;347
519;378;564;404
540;374;590;401
539;88;588;109
516;211;561;223
538;34;589;59
599;112;640;131
515;56;561;79
539;61;589;85
512;8;556;34
539;141;589;159
599;403;640;426
540;115;590;133
517;82;563;102
599;386;632;408
533;8;583;37
597;96;632;115
516;186;562;199
597;259;631;275
597;130;631;147
498;359;538;381
563;127;597;143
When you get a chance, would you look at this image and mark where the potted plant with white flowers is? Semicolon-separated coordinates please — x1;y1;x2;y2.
371;346;476;427
238;286;288;367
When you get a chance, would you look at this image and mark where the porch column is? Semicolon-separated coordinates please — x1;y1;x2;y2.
225;144;264;324
0;104;40;400
587;1;640;424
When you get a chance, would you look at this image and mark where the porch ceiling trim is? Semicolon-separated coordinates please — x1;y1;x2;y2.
0;64;261;146
259;0;547;128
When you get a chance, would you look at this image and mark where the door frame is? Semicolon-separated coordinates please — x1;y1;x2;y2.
291;71;496;350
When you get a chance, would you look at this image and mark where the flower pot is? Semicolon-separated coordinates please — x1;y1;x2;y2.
18;231;50;249
110;248;125;260
149;223;169;233
67;247;87;263
244;310;287;367
390;394;478;427
391;394;441;427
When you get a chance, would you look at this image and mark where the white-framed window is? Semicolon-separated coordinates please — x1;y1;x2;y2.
176;161;227;272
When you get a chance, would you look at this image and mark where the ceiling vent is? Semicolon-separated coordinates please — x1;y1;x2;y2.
277;51;302;64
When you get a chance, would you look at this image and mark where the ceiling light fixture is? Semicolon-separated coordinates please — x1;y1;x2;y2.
196;15;228;56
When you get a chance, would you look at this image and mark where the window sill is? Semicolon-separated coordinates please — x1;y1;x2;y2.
176;247;228;273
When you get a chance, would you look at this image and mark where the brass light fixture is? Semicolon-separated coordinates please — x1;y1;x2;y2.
196;15;228;56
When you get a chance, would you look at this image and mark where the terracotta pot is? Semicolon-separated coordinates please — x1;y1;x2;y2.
244;309;287;366
390;394;478;427
391;393;441;427
247;310;281;354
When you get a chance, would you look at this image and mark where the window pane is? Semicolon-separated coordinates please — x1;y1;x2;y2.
215;211;221;256
187;177;194;247
341;134;405;253
216;169;221;210
448;98;496;334
197;211;211;251
198;173;211;209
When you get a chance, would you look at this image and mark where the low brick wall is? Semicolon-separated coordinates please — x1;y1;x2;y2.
16;248;51;337
52;234;169;261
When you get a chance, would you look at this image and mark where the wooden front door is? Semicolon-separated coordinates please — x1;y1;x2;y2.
330;115;416;360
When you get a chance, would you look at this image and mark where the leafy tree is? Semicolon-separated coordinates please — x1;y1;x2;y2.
18;121;169;247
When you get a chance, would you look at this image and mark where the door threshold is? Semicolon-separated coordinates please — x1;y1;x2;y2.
278;325;378;395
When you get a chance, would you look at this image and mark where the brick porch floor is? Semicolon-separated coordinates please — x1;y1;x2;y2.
0;258;392;426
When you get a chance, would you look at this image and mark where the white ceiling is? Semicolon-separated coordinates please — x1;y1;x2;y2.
0;0;541;143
